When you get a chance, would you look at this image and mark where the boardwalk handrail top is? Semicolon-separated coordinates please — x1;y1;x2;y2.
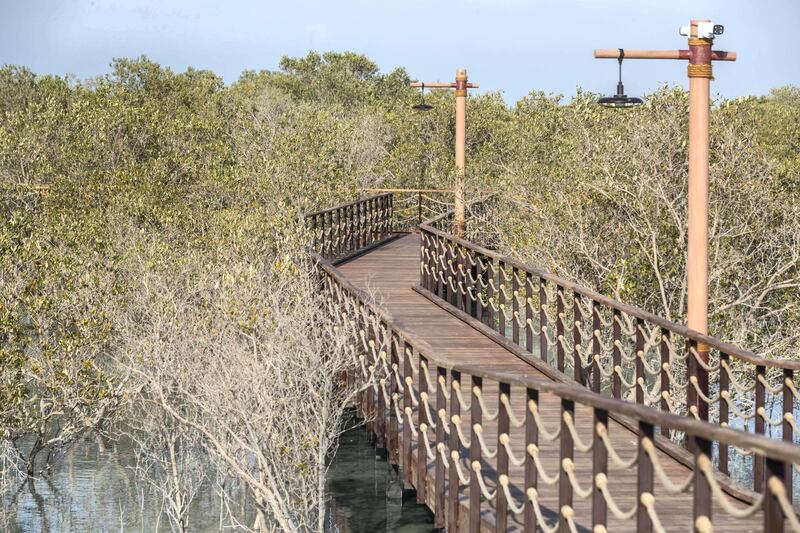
305;191;392;219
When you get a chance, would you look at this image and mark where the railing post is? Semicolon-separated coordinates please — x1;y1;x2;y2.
402;342;413;488
635;318;645;405
366;198;373;245
559;398;574;533
417;352;428;504
718;351;730;476
497;381;511;532
691;435;712;532
465;250;474;318
512;267;520;346
499;262;507;338
526;275;534;353
386;193;394;235
764;457;787;532
539;279;548;363
435;365;447;528
573;294;583;384
309;214;318;253
591;302;601;393
612;310;622;398
469;376;482;533
660;329;671;438
687;339;698;424
487;259;496;330
436;235;445;298
322;211;329;258
388;331;400;465
783;368;793;495
637;421;655;533
335;207;343;258
376;324;386;450
418;190;422;225
592;409;608;531
524;388;539;533
456;248;465;312
449;370;462;530
755;364;766;493
367;313;377;436
556;285;565;373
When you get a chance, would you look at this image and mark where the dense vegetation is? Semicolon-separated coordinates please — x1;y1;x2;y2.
0;52;798;530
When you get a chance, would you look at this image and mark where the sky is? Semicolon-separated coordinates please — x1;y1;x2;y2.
1;0;799;104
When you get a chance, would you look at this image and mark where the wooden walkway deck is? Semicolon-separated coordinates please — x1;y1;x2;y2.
337;234;765;532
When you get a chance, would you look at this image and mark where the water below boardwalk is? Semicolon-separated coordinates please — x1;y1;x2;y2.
326;427;435;533
4;425;435;532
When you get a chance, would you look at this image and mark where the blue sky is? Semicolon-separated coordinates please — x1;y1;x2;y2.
2;0;798;103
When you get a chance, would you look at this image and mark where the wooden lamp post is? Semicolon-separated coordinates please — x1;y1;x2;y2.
595;20;736;421
410;69;479;235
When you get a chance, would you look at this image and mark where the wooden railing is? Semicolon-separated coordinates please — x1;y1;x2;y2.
306;193;393;260
419;207;800;502
360;188;455;233
304;193;800;529
317;253;800;532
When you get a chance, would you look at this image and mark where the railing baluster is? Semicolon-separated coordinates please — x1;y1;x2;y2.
469;376;482;533
388;331;400;465
592;408;608;531
637;421;655;533
524;387;539;533
497;381;510;532
573;294;583;384
449;370;462;530
559;398;574;533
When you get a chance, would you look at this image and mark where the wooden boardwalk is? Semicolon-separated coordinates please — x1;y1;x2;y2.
337;234;766;532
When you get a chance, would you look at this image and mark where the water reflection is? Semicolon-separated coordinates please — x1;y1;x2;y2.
326;427;434;533
5;426;434;532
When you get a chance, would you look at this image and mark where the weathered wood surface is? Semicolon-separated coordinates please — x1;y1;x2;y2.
338;234;767;532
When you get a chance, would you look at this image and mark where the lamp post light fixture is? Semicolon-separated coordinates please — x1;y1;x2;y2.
410;70;479;236
597;49;644;108
412;83;434;111
594;20;736;424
